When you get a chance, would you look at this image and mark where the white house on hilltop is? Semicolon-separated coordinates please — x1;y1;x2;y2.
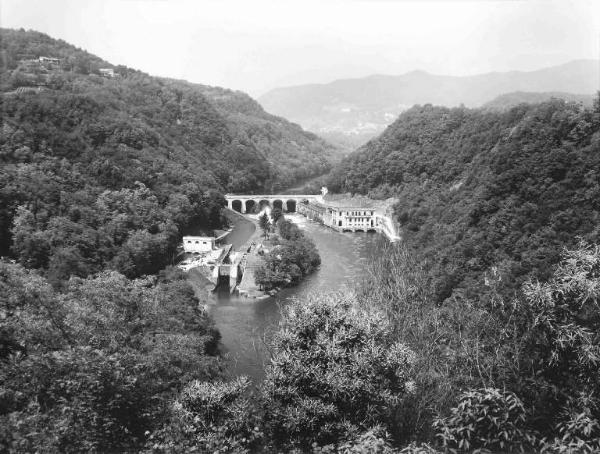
39;56;60;64
99;68;115;77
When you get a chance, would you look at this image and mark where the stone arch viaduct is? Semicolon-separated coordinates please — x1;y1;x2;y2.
224;194;319;214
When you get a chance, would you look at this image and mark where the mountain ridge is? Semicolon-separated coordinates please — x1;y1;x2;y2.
262;59;599;97
260;59;600;149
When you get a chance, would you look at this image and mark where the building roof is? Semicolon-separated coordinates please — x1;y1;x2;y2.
303;202;327;213
321;193;389;209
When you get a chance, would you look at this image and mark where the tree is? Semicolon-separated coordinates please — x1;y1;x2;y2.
10;206;51;269
259;212;270;239
0;262;222;453
147;377;263;453
271;207;283;224
1;348;153;453
254;221;320;291
434;388;534;453
262;292;415;450
516;241;600;452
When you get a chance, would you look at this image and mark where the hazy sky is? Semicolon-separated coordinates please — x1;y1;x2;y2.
2;0;599;96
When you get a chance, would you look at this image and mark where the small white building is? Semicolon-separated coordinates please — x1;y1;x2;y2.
99;68;115;77
39;56;60;64
182;236;215;253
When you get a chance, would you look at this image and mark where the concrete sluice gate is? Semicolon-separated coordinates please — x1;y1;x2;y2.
216;265;240;289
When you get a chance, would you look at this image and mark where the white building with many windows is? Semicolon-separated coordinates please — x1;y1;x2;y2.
297;192;401;241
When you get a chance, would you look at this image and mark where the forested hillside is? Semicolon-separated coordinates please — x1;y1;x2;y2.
0;28;338;272
0;28;336;452
195;84;341;185
483;91;595;111
328;98;600;303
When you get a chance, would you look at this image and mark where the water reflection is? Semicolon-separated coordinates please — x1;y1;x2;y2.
208;214;384;380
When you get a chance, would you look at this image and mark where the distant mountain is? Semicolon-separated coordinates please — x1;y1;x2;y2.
260;60;600;148
483;91;595;110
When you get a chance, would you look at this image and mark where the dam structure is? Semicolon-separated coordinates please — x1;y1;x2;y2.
225;187;401;242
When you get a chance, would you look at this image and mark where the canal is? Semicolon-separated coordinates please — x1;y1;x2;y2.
207;213;385;380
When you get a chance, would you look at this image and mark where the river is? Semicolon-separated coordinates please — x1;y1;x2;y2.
207;213;385;380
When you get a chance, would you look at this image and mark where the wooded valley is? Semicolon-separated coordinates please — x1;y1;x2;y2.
2;27;600;453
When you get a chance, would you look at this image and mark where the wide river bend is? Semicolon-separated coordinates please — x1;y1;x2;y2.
207;213;384;380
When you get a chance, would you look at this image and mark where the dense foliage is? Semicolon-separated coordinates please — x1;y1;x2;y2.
254;217;321;290
150;292;414;453
433;388;533;452
147;376;263;453
0;263;221;452
483;91;595;111
329;98;600;304
0;28;339;264
323;91;600;453
138;242;600;453
358;240;600;452
262;293;415;451
0;28;340;453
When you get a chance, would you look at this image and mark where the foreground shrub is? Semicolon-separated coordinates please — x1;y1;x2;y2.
433;388;534;452
147;376;262;453
541;393;600;454
313;427;398;454
517;241;600;450
1;348;153;453
262;292;415;450
0;262;221;453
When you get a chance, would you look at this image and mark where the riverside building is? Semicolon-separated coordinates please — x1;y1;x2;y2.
297;189;400;241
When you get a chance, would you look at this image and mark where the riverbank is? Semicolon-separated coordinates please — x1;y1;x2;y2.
213;208;272;298
230;212;268;299
209;214;386;380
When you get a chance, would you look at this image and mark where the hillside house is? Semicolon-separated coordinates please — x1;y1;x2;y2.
99;68;115;77
39;56;60;64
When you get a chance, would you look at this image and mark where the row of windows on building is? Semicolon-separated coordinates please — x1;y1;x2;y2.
340;211;374;216
346;218;371;223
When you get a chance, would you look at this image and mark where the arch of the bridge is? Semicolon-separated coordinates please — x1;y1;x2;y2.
231;199;242;213
258;199;271;211
285;199;297;212
272;199;283;211
245;199;256;213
